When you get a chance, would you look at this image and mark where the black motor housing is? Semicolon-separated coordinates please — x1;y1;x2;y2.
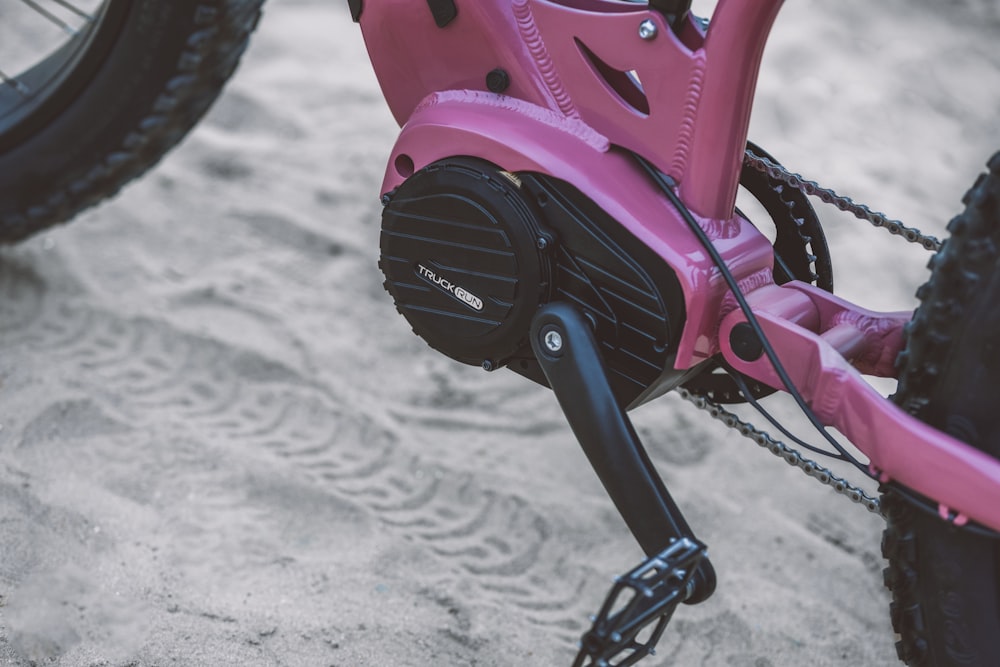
379;158;553;368
379;157;689;407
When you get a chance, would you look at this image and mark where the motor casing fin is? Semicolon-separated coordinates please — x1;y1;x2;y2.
379;157;690;407
379;158;553;369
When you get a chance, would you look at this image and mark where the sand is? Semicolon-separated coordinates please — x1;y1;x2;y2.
1;0;998;665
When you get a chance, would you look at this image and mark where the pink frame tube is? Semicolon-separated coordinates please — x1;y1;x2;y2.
717;282;1000;532
357;0;1000;531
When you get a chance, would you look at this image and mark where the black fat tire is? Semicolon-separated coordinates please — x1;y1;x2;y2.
0;0;265;244
883;153;1000;665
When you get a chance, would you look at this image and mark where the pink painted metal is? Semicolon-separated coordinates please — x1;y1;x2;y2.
360;0;783;220
357;0;1000;531
379;90;773;372
717;281;1000;532
359;0;784;367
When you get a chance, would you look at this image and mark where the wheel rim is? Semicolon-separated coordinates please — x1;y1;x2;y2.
0;0;129;151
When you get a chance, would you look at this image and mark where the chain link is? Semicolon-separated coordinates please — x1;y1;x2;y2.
743;149;942;252
677;387;882;514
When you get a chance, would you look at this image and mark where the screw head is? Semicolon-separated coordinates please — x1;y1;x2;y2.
638;18;658;40
543;330;563;353
486;68;510;93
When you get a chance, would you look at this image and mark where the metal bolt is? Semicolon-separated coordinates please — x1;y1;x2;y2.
482;359;495;372
536;236;549;251
543;330;563;352
485;68;510;94
638;18;658;40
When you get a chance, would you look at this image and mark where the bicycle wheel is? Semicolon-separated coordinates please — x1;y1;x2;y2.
883;153;1000;665
0;0;264;244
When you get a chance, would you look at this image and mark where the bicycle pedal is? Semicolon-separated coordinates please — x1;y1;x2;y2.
573;538;707;667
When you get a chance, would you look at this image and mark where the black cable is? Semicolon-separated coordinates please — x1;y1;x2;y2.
736;206;797;284
728;370;848;461
633;157;1000;539
635;156;872;478
887;482;1000;539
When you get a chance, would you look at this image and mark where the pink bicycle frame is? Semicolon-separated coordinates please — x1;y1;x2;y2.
357;0;1000;531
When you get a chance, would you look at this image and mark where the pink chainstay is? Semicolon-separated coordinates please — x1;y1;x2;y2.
357;0;1000;531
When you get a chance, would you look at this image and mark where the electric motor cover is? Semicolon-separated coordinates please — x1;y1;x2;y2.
379;157;691;407
379;158;553;368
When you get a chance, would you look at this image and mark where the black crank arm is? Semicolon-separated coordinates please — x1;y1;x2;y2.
529;302;715;604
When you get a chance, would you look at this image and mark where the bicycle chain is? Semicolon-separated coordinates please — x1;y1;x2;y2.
678;149;947;515
743;148;943;252
677;387;882;514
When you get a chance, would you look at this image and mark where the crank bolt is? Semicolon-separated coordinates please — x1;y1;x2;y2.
482;359;496;372
543;329;563;353
638;19;658;40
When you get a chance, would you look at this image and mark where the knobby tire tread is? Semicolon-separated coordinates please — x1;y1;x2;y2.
883;152;1000;666
0;0;265;243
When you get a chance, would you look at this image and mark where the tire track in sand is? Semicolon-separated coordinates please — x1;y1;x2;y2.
2;289;596;640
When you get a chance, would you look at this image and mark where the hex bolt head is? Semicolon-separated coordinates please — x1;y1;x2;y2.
543;330;563;353
638;18;658;40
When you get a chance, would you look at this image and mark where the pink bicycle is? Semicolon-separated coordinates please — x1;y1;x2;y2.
353;1;1000;664
1;0;997;664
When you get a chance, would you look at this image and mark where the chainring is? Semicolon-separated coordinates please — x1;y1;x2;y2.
682;142;833;404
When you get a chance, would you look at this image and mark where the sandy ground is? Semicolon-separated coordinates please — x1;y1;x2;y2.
1;0;999;665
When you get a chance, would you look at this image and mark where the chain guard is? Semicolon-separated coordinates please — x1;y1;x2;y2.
682;142;833;404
